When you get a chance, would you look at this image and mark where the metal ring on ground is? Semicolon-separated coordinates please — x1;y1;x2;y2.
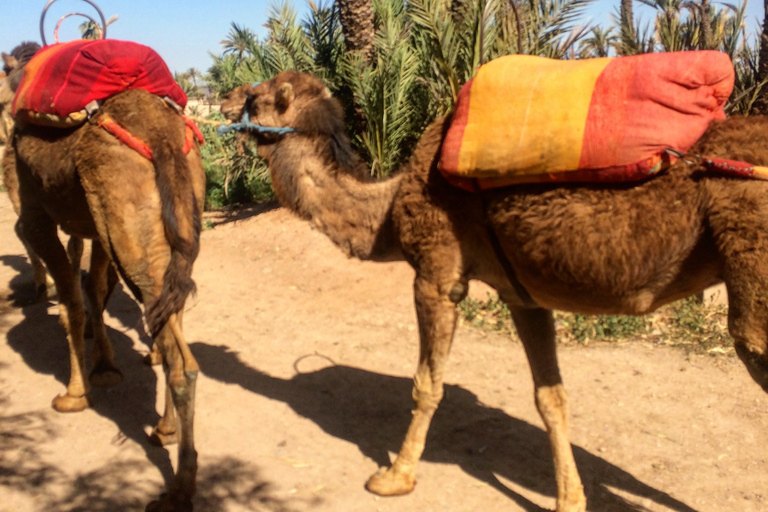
40;0;107;45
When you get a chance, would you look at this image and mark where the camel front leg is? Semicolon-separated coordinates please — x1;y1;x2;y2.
85;240;123;387
366;277;458;496
511;307;586;512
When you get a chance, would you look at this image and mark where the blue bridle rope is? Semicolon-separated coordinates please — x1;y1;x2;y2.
217;82;297;137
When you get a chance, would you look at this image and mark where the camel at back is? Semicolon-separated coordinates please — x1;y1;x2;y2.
3;37;205;512
221;53;768;512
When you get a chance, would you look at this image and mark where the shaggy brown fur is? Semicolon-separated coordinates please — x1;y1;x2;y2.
5;43;205;512
2;43;54;299
229;71;768;512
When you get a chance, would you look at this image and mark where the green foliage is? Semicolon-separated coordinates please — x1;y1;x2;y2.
458;294;514;332
201;0;761;203
659;296;732;351
199;112;275;209
556;311;648;343
458;293;733;354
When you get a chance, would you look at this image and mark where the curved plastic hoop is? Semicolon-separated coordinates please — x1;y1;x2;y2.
54;12;102;44
40;0;107;45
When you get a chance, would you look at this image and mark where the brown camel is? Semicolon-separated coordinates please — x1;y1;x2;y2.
223;71;768;512
4;42;205;511
1;44;54;301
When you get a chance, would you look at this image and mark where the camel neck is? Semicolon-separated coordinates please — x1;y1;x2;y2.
267;136;404;261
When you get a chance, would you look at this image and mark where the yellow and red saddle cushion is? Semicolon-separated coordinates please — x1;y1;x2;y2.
11;39;187;127
439;51;735;189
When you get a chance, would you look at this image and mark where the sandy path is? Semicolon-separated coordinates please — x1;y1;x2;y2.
1;192;767;512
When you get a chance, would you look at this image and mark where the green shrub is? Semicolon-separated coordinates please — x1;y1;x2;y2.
458;293;733;354
199;113;275;210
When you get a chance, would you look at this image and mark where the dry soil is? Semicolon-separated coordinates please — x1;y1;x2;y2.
1;192;767;512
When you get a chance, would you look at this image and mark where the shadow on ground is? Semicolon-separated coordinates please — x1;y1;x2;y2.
2;260;175;484
192;342;699;512
0;403;300;511
0;254;43;306
1;272;304;511
206;201;280;228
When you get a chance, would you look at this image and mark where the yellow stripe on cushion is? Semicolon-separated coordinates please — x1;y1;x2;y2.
455;55;611;177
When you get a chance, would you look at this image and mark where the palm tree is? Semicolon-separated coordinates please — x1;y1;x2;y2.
221;23;257;63
757;0;768;112
698;0;713;49
186;67;201;87
579;26;617;57
619;0;636;54
336;0;376;62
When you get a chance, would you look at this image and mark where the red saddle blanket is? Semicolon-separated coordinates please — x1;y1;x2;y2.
11;39;186;125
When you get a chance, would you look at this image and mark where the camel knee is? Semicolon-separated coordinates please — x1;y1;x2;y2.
535;384;570;427
411;374;443;411
169;368;198;404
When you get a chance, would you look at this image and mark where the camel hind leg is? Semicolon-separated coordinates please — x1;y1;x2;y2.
85;240;124;387
146;312;198;512
19;205;90;412
510;306;586;512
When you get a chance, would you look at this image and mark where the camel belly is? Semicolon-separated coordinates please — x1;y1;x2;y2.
480;172;722;314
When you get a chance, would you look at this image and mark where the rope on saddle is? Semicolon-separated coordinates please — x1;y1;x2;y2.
97;113;204;161
665;148;768;180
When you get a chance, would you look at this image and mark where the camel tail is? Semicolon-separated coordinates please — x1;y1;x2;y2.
144;123;202;338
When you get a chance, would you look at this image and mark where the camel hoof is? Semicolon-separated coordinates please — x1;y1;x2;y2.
365;467;416;496
89;363;124;387
556;497;587;512
143;350;163;366
52;393;91;412
146;493;192;512
149;426;178;446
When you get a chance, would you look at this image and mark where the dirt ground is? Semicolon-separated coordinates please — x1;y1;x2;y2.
1;191;768;512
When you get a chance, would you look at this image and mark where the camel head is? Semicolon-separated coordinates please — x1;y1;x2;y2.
220;84;251;122
242;71;345;140
3;42;41;91
1;54;16;76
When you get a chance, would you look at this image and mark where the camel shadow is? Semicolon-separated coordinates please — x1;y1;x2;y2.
0;399;304;511
206;201;279;228
4;279;174;487
191;342;698;512
0;254;41;306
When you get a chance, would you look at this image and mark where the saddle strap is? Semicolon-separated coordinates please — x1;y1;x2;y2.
97;113;204;161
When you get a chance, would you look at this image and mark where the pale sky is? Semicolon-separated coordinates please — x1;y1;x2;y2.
1;0;763;76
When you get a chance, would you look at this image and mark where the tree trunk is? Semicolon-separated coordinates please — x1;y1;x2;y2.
699;0;713;50
336;0;376;62
619;0;635;55
335;0;376;137
755;0;768;113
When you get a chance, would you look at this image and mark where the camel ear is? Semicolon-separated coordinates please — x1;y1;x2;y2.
1;53;17;69
275;83;294;112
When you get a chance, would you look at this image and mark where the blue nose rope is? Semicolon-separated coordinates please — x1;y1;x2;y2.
217;81;297;137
